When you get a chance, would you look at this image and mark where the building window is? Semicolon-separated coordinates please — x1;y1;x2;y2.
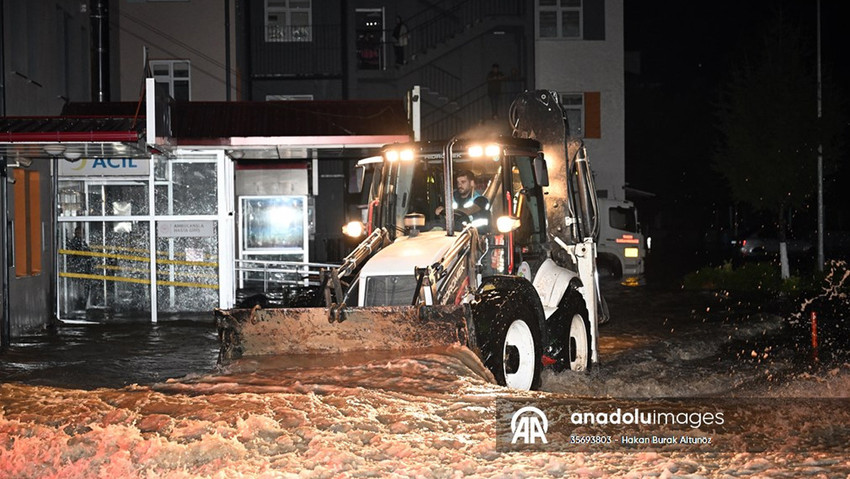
560;93;584;137
266;0;312;42
538;0;581;39
356;8;385;70
149;60;191;101
560;92;600;139
13;169;41;277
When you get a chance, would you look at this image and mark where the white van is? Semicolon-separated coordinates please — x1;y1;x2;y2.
596;198;646;278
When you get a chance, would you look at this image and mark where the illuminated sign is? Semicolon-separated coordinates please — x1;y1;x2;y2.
58;159;150;176
615;234;640;245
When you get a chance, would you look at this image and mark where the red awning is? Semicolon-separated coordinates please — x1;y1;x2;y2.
0;115;146;159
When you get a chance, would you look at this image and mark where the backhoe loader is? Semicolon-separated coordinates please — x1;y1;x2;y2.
216;90;605;390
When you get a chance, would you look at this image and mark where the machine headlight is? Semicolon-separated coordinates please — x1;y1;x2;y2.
496;215;521;233
343;221;365;238
484;144;501;159
399;149;415;161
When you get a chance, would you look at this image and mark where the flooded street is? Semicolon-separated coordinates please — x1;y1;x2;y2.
2;283;849;477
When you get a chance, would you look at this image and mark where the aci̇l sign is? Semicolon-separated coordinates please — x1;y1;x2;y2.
59;159;151;177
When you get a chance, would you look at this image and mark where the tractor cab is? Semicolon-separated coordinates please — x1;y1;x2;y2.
349;137;552;281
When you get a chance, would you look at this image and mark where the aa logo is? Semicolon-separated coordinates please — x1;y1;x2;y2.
511;406;548;444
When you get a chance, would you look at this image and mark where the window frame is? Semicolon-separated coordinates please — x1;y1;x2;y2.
537;0;583;40
265;0;313;43
559;92;584;138
149;59;191;101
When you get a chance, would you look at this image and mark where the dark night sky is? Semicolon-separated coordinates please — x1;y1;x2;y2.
621;1;850;274
626;1;849;86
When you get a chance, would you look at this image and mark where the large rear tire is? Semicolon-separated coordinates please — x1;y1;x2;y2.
568;311;592;372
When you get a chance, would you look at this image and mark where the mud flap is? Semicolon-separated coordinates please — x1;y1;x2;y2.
216;305;469;360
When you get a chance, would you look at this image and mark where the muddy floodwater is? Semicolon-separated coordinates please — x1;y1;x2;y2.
2;283;849;477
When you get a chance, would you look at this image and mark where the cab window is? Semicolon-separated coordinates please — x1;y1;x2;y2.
609;206;637;232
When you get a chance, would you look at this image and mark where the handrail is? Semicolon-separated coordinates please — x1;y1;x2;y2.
235;259;340;292
424;62;461;83
401;0;523;61
420;77;527;139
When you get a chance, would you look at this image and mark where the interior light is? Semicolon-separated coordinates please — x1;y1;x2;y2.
468;145;483;157
43;144;66;156
63;150;82;161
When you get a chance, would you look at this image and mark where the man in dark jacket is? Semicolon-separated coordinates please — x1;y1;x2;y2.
392;16;409;66
67;225;94;311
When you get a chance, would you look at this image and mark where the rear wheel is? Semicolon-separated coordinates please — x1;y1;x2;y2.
568;312;592;371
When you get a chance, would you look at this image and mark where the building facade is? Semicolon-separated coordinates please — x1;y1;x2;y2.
1;0;96;341
534;0;625;201
2;0;626;334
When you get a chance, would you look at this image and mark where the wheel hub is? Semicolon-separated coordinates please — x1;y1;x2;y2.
504;345;520;374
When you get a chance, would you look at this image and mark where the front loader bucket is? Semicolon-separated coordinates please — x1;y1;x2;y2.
216;305;469;360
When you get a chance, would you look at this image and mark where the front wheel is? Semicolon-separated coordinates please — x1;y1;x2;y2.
485;317;542;390
568;312;592;371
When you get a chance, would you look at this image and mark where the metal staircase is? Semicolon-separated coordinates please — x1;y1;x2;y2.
394;0;528;140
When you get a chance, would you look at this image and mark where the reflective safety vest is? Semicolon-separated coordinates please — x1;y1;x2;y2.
452;191;481;209
452;191;490;228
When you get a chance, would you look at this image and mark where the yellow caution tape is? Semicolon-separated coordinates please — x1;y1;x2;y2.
59;271;219;290
60;249;218;268
60;271;150;285
90;244;219;261
98;264;220;279
158;280;219;290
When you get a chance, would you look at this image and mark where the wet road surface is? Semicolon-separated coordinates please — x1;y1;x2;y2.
1;282;849;477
